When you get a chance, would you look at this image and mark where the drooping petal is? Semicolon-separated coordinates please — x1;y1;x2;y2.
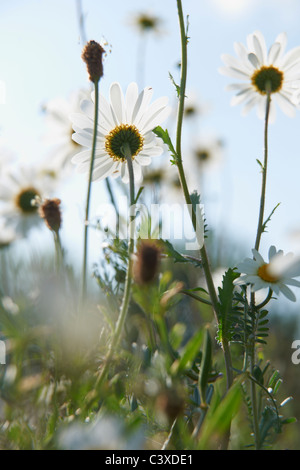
125;82;139;124
109;82;126;125
278;283;296;301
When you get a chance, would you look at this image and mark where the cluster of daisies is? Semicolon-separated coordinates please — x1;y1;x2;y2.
1;29;300;303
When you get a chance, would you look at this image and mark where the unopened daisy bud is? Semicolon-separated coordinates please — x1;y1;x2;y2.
38;198;62;234
81;40;105;83
133;240;161;285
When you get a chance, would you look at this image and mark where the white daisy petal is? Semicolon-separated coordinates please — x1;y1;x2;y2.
70;82;169;184
248;53;260;68
132;86;154;124
278;283;296;302
92;161;118;181
135;155;152;166
125;82;139;123
110;82;125;125
275;92;296;117
268;42;281;65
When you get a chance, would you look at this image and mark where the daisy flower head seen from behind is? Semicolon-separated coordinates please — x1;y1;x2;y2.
70;82;171;184
0;164;57;237
219;31;300;121
234;245;300;302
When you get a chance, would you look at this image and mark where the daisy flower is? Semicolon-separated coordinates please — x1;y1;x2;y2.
191;133;224;172
234;245;300;302
0;165;56;237
70;81;171;184
0;219;17;248
42;88;90;169
219;30;300;120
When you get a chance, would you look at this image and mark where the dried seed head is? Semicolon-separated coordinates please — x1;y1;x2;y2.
155;387;185;423
133;240;161;285
38;198;62;233
81;40;105;83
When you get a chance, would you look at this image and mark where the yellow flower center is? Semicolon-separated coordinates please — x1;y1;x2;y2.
105;124;144;162
257;263;279;283
251;66;284;95
15;187;40;214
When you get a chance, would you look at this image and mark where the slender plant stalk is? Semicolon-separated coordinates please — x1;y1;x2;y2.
105;178;120;235
96;142;135;387
254;86;271;252
176;0;233;393
53;230;63;275
81;81;99;301
76;0;87;45
249;86;271;450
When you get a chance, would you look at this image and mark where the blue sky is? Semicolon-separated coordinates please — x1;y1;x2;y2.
1;0;300;288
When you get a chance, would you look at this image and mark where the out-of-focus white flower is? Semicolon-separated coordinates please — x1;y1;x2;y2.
70;81;171;184
0;219;17;248
234;245;300;302
1;296;19;315
130;10;163;35
220;31;300;121
190;133;224;172
0;165;56;237
59;415;144;450
42;88;90;170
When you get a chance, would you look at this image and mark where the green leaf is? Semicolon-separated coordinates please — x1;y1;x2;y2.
199;327;212;407
172;328;203;374
168;72;181;97
259;406;281;445
153;126;177;163
217;268;240;344
262;203;281;234
160;239;202;268
198;376;243;449
252;365;264;386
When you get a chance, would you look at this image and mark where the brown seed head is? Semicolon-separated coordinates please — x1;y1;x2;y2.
38;198;62;233
155;387;185;423
81;40;105;83
133;240;161;285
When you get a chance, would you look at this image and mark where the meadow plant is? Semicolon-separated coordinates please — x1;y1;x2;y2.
1;0;300;451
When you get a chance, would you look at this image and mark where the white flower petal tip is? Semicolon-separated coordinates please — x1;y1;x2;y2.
234;246;300;302
220;31;300;120
70;82;170;184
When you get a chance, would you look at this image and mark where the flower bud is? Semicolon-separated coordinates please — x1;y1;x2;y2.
81;40;105;83
133;240;161;285
38;198;62;234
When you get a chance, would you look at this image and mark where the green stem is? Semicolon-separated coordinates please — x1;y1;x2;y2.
176;1;233;394
96;142;135;387
249;329;260;450
254;87;271;252
53;230;63;275
82;80;99;302
105;178;120;236
249;86;271;450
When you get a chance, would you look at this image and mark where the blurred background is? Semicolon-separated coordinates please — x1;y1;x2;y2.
0;0;300;448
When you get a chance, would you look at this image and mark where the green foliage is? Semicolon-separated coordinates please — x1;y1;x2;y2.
153;126;177;164
216;268;240;345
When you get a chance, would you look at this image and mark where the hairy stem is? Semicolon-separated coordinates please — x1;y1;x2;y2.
250;87;271;450
176;0;233;393
81;81;99;302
